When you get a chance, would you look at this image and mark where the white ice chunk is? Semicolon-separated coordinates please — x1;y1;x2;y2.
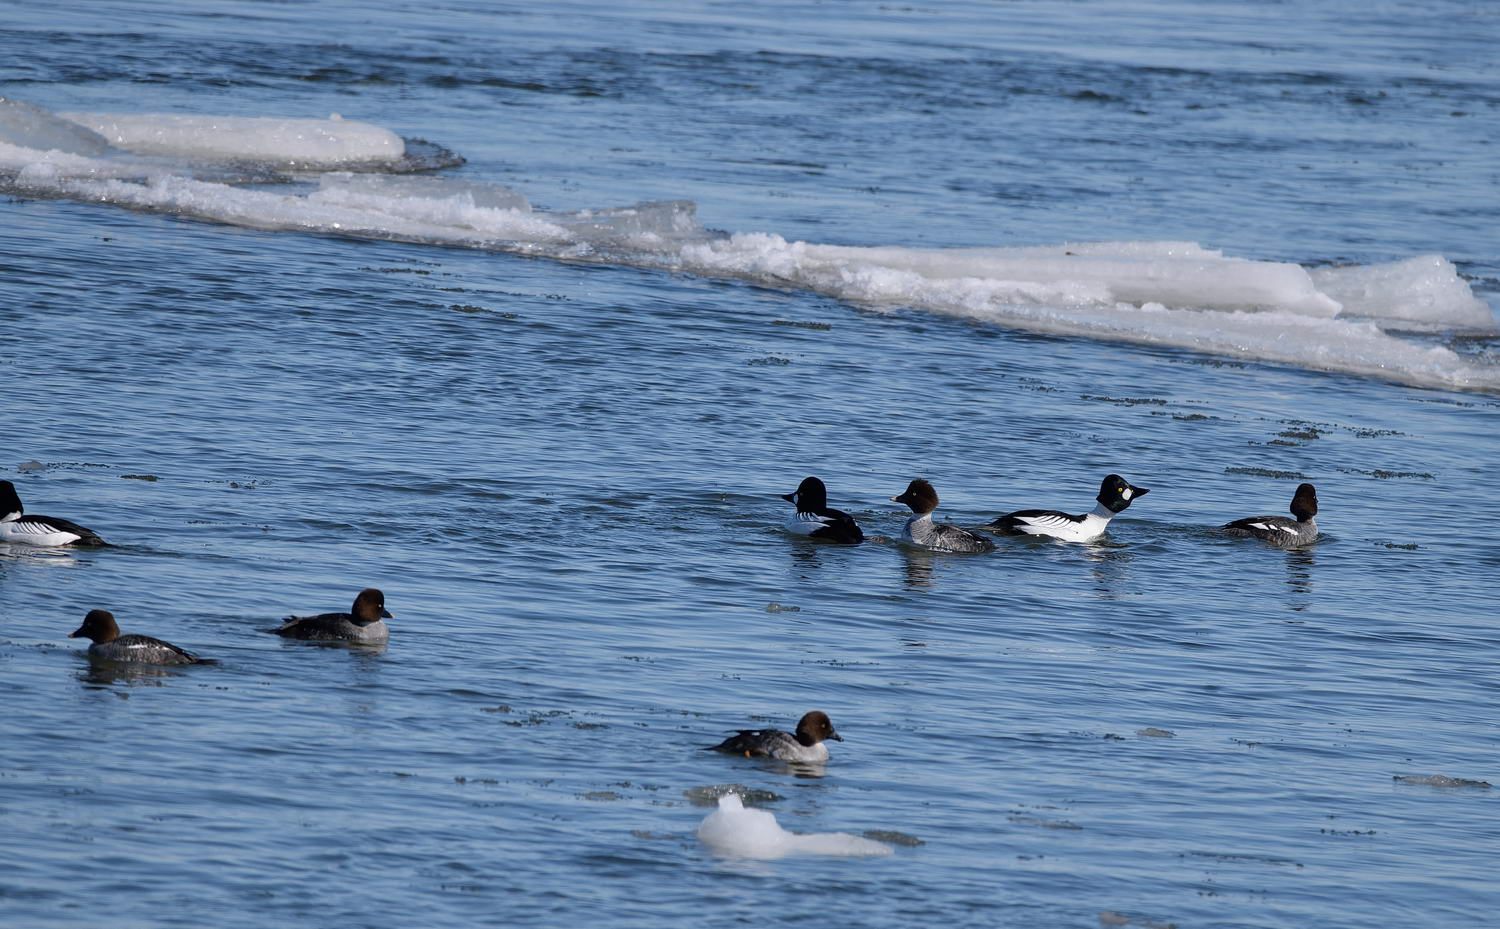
1311;255;1494;329
696;793;893;860
0;98;113;156
675;233;1499;391
57;112;405;166
682;235;1342;317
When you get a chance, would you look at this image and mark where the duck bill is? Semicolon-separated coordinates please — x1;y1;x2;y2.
1130;485;1150;498
829;730;843;741
781;492;796;503
67;629;83;638
382;609;395;619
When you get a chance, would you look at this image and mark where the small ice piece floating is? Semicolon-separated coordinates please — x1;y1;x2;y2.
696;793;893;860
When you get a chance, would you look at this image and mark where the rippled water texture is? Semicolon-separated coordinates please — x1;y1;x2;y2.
2;3;1497;928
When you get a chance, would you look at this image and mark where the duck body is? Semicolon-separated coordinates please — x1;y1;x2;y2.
269;588;392;644
68;610;206;665
0;480;108;547
707;710;842;763
781;476;863;544
1221;483;1319;547
890;479;994;553
986;474;1150;543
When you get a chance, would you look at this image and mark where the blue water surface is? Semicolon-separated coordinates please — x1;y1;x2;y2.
2;3;1497;928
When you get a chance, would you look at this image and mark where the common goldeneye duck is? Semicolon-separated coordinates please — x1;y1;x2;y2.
985;474;1150;543
1220;482;1319;547
268;588;393;644
706;710;843;763
782;476;864;544
890;479;994;553
0;479;108;547
68;609;209;665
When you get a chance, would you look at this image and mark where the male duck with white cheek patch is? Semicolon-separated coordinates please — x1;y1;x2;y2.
985;474;1150;543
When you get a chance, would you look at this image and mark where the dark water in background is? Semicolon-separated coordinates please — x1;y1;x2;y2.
2;2;1497;928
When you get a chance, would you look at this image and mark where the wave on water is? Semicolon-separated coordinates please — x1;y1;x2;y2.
3;99;1495;393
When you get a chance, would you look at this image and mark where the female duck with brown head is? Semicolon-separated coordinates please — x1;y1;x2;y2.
1220;483;1319;547
268;588;393;644
68;610;210;665
706;710;843;763
890;479;995;553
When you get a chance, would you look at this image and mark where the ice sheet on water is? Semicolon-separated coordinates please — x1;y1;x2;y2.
0;98;113;156
696;793;893;859
58;111;406;168
673;233;1498;391
683;238;1343;317
1;99;1494;392
317;173;531;212
1311;256;1493;329
548;200;716;251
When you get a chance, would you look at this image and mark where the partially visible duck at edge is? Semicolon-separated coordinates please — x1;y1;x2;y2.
890;478;995;553
985;473;1151;543
706;710;843;763
68;609;211;665
0;479;108;547
781;476;864;544
268;588;393;644
1220;482;1319;547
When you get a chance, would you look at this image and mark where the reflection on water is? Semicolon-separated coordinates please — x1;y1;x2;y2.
269;637;388;658
783;761;830;780
899;546;936;590
1284;547;1316;607
0;545;85;567
1086;540;1135;599
76;657;178;687
786;542;827;573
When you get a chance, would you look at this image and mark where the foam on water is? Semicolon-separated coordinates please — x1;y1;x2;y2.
1;102;1494;392
696;793;893;859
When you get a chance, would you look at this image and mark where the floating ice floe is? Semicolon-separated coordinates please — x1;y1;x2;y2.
0;97;114;156
1;99;1495;392
1310;255;1493;329
58;111;405;168
696;793;893;859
